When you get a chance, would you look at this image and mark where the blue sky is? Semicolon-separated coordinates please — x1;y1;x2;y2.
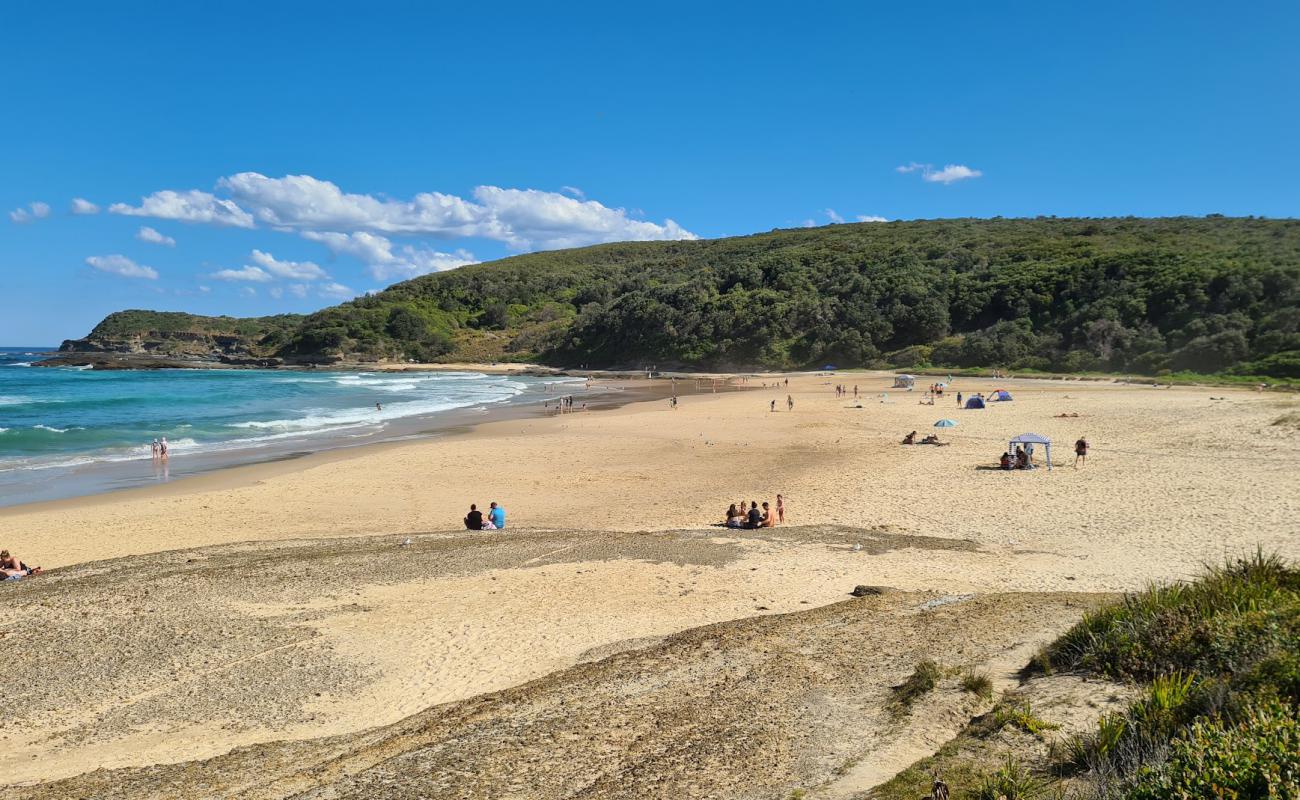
2;1;1298;344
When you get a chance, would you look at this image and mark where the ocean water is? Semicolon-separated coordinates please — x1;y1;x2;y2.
0;347;582;506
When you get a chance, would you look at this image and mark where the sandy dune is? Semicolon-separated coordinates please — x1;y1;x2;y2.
1;528;1107;799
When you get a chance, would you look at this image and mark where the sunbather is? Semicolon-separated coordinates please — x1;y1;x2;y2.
0;549;40;579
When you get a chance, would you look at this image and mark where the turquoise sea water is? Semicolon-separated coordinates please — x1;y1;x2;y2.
0;347;579;506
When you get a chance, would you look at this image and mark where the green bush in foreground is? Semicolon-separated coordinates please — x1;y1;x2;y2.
1126;700;1299;800
891;659;943;713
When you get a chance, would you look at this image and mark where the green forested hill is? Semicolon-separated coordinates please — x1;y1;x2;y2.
279;217;1300;377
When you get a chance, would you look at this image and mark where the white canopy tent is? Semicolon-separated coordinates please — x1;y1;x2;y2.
1008;432;1053;470
893;374;915;388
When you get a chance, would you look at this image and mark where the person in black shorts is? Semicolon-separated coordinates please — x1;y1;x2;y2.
1075;437;1088;468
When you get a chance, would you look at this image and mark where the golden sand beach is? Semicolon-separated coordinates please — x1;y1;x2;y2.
1;370;1297;796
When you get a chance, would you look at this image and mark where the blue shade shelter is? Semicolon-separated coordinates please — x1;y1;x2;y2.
965;396;986;409
993;389;1014;401
1008;432;1052;470
934;419;957;428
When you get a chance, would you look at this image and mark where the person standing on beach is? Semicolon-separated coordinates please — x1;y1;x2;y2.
159;437;169;458
776;494;785;523
1075;437;1088;468
770;399;776;412
956;391;963;407
787;395;794;412
151;438;160;458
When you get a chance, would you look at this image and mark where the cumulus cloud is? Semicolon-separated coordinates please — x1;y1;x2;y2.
136;226;176;246
9;201;51;223
857;215;888;222
71;198;100;215
109;189;255;227
896;162;982;184
240;286;257;297
210;266;273;282
248;249;328;280
560;185;585;199
303;230;477;280
85;254;159;279
110;172;694;253
825;208;845;224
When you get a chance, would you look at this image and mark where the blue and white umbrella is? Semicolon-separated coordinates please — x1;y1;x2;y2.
934;419;958;428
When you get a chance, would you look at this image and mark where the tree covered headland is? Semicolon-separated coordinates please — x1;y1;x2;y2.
108;217;1281;377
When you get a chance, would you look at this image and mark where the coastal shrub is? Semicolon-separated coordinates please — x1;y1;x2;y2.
892;659;943;712
1125;700;1300;800
969;755;1056;800
1047;550;1299;682
993;702;1060;737
960;670;994;700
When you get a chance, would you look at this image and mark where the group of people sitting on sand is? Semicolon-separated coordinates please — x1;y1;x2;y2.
724;495;784;529
901;430;947;446
463;501;507;530
1;549;41;581
1000;447;1034;470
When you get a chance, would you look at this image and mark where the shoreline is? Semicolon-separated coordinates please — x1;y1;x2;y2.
0;371;711;517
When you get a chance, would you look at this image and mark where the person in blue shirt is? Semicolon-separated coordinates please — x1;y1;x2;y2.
488;501;506;530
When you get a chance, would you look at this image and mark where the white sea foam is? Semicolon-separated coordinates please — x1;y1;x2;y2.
33;424;72;433
0;395;30;405
2;362;33;368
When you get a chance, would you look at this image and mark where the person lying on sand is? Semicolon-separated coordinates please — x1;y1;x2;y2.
1055;412;1081;418
901;431;917;445
1;550;41;579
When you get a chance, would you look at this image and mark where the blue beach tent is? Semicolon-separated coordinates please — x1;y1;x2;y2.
993;389;1013;401
964;396;986;409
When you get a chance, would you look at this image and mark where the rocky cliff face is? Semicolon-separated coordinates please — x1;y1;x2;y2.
40;311;303;369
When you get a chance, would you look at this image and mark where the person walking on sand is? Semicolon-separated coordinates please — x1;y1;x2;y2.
1075;436;1088;468
770;399;776;412
787;395;794;412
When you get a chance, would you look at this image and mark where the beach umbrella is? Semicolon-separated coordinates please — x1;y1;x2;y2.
934;419;958;428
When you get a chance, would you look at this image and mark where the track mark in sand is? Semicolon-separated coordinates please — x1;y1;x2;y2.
521;543;581;566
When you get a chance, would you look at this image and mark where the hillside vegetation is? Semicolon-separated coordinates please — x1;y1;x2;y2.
74;217;1300;376
282;216;1300;376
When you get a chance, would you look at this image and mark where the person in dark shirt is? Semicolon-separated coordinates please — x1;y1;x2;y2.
464;504;483;530
746;501;763;529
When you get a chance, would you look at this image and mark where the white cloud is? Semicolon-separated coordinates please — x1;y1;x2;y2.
896;162;983;184
304;230;477;280
71;198;100;215
319;281;356;299
924;164;982;184
801;219;817;228
86;254;159;279
825;208;845;224
210;266;273;282
560;185;585;199
113;172;696;251
136;226;176;246
288;283;308;298
198;285;211;293
240;286;257;297
9;201;51;223
269;287;284;300
109;189;255;227
248;249;328;280
857;215;888;222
